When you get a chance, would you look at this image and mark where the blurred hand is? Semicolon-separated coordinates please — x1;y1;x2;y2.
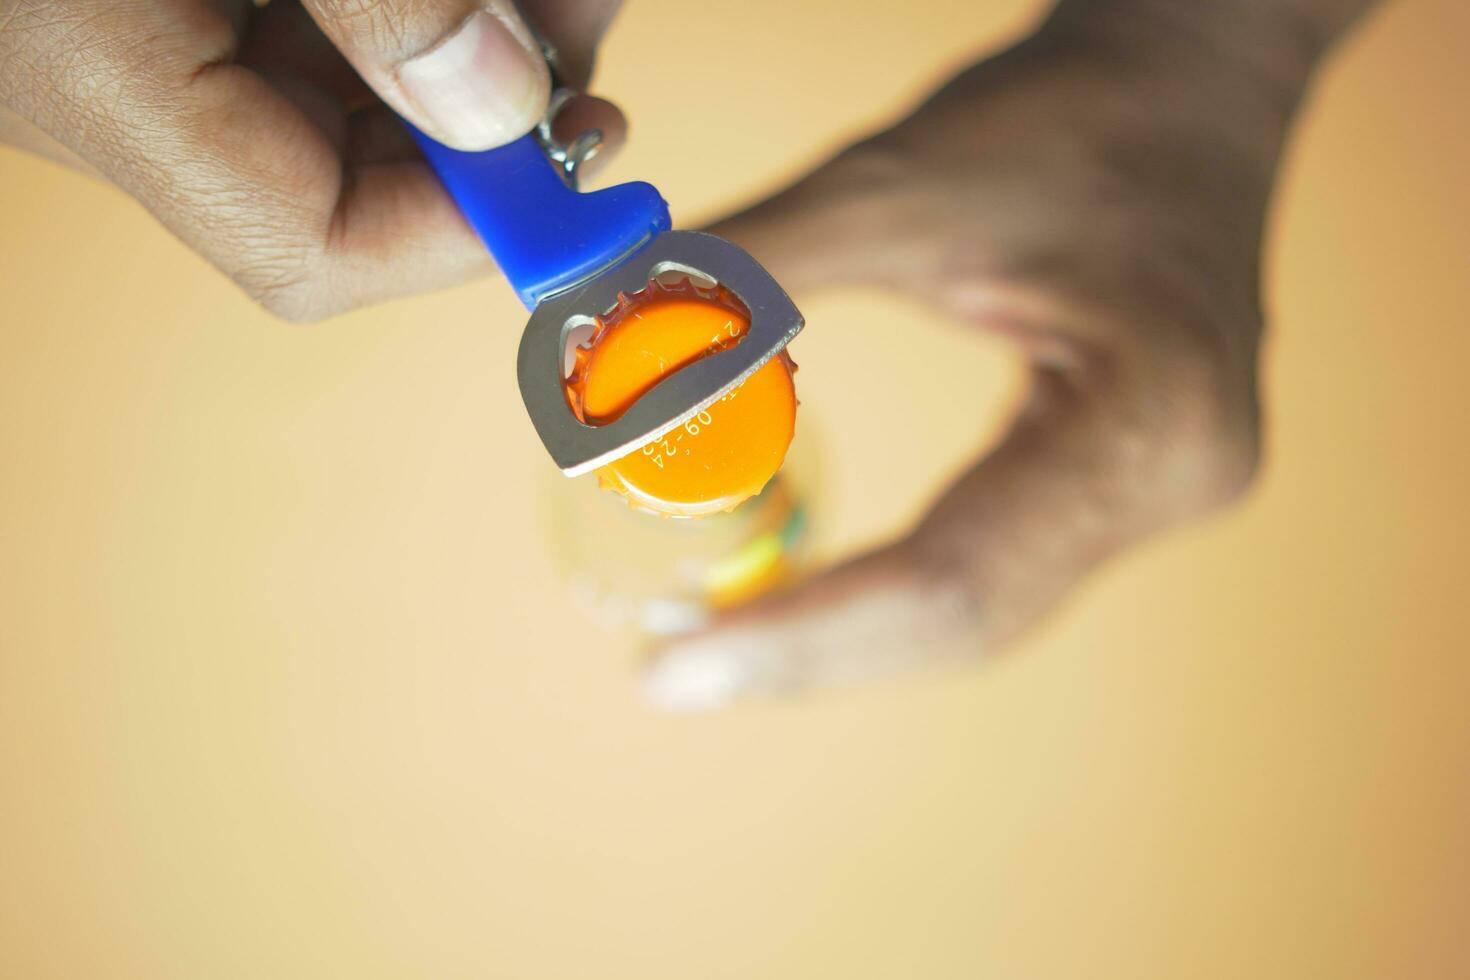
0;0;624;320
644;2;1373;710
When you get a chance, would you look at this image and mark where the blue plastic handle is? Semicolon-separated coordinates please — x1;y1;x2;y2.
408;127;671;310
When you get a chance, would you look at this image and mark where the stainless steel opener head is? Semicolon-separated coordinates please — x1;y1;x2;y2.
516;230;804;477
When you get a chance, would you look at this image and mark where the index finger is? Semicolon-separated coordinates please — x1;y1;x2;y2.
0;0;491;319
642;543;981;711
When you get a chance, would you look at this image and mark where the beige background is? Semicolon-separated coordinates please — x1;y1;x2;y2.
2;0;1468;977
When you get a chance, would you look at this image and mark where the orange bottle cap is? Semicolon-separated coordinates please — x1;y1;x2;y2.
564;278;796;517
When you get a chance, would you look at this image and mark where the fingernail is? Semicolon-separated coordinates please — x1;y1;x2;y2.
642;646;747;712
399;9;548;151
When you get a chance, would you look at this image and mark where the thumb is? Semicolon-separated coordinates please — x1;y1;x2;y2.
303;0;551;151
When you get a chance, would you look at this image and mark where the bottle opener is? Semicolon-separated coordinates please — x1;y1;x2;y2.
406;71;803;477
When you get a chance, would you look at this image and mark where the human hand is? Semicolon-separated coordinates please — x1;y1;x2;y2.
0;0;624;320
644;0;1377;709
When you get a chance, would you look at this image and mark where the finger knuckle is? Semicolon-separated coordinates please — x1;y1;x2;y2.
1162;423;1260;517
239;256;334;324
310;0;417;57
1148;347;1261;516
